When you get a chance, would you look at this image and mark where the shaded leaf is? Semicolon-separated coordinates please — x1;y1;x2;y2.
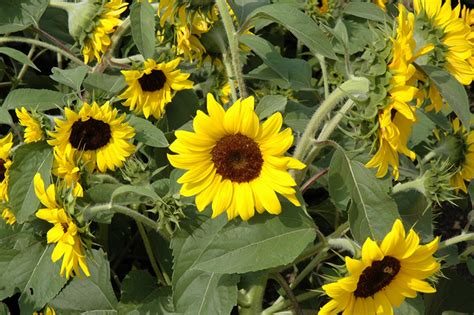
83;73;126;95
256;95;287;119
0;47;39;71
343;2;387;22
128;115;169;148
130;1;156;59
0;0;49;33
3;89;65;111
0;108;13;125
50;66;89;91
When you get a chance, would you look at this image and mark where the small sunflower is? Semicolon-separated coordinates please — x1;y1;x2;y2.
48;102;136;173
168;94;305;221
1;208;16;225
52;146;84;197
0;133;13;202
15;107;44;143
374;0;387;11
119;58;193;119
319;219;440;315
34;173;90;279
33;306;56;315
82;0;128;64
218;81;232;104
447;118;474;193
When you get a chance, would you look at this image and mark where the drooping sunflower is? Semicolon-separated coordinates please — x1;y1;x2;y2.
15;107;44;143
33;306;56;315
168;94;305;221
0;133;13;202
413;0;474;112
52;146;84;197
1;208;16;225
48;102;136;173
119;58;193;119
82;0;128;64
374;0;387;11
319;219;440;315
34;173;90;279
365;5;418;179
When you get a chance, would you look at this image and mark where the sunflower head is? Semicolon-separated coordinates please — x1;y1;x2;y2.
168;93;305;221
320;219;440;314
0;133;13;202
15;107;45;143
2;208;16;225
48;102;136;173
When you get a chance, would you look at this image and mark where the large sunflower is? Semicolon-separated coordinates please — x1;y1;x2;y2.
168;94;305;221
319;219;440;315
48;102;135;173
365;5;418;179
15;107;44;143
0;133;13;202
82;0;128;64
34;173;90;279
119;58;193;119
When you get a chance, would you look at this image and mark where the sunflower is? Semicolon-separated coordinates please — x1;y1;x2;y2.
82;0;128;64
374;0;387;11
365;5;418;179
33;306;56;315
0;133;13;202
15;107;44;143
48;102;136;173
34;173;90;279
168;94;305;221
413;0;474;98
447;118;474;192
319;219;440;315
1;208;16;225
219;81;232;105
52;146;83;197
119;58;194;119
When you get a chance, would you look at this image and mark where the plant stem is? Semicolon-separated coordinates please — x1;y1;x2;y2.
136;221;169;285
262;291;320;315
301;168;328;193
0;36;87;67
215;0;247;98
421;150;437;165
239;272;268;315
16;38;37;83
290;249;328;290
222;52;238;103
270;273;303;315
316;53;329;100
439;233;474;250
391;177;425;195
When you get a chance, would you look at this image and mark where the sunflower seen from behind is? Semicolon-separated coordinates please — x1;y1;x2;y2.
15;107;44;143
119;58;193;119
48;101;135;173
168;94;305;221
319;219;440;315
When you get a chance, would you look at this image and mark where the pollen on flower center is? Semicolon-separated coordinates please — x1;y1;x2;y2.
69;118;111;150
211;133;263;183
354;256;401;298
0;159;5;182
138;70;167;92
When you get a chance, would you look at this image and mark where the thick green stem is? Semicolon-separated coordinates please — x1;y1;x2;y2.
439;233;474;250
262;291;320;315
16;38;37;83
215;0;247;98
316;53;329;100
391;177;425;195
222;52;238;103
292;77;369;184
239;273;268;315
270;273;302;315
0;36;87;67
290;249;329;291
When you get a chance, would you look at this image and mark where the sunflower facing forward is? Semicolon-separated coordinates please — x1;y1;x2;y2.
319;219;439;315
48;102;135;173
119;58;193;119
168;94;305;221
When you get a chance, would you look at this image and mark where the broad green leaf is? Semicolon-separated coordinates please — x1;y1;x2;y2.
420;65;470;130
50;66;89;91
394;296;425;315
410;110;436;147
128;115;169;148
256;95;287;119
229;0;269;25
50;249;118;313
121;270;158;304
328;148;400;243
0;108;12;125
193;202;316;274
172;215;239;315
164;90;199;130
343;2;387;22
0;0;49;33
2;89;65;111
8;142;53;223
130;1;156;59
18;245;68;314
83;73;126;95
0;47;39;71
244;4;336;59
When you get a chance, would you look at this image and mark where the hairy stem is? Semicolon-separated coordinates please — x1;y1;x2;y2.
262;291;321;315
439;233;474;250
316;53;329;100
222;52;238;103
239;272;268;315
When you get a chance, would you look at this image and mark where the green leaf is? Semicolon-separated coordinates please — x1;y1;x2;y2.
343;2;387;22
18;245;68;314
171;215;239;314
8;142;53;223
192;202;316;274
164;90;199;130
2;89;65;111
394;296;425;315
0;108;12;125
420;65;470;130
256;95;287;119
245;4;336;59
50;66;89;91
83;73;126;95
328;148;400;243
128;115;169;148
0;47;39;71
0;0;49;34
130;1;156;59
50;249;118;313
111;184;161;203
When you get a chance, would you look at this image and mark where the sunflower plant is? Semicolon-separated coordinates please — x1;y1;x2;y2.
1;0;474;314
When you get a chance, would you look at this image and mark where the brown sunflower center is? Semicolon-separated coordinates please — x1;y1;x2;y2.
0;159;6;182
61;222;69;233
138;70;167;92
354;256;401;298
69;118;111;151
211;133;263;183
